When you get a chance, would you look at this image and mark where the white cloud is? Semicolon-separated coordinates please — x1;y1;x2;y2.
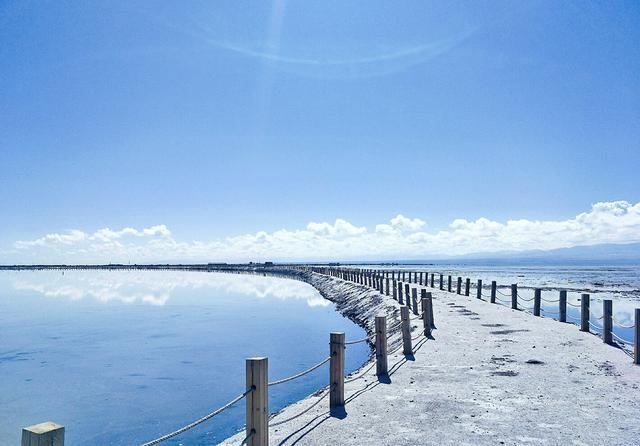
8;201;640;263
376;214;426;234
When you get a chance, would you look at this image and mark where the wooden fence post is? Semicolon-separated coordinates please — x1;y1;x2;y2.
421;290;432;337
400;306;412;355
439;274;444;290
491;281;496;303
559;290;567;322
430;273;434;288
635;308;639;365
385;277;390;296
411;288;418;315
511;284;518;310
603;300;612;345
580;294;590;332
405;283;411;307
330;332;345;407
375;316;388;376
22;422;64;446
393;279;397;300
419;272;424;285
477;279;482;300
465;278;470;296
448;275;452;292
398;281;404;304
425;291;435;328
534;288;541;316
246;357;268;446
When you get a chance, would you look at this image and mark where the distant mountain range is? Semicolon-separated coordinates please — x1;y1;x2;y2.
353;243;640;266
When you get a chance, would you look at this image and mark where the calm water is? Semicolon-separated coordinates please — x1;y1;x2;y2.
0;270;369;445
362;263;640;344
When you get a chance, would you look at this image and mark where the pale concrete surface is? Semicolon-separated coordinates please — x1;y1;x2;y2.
222;273;640;446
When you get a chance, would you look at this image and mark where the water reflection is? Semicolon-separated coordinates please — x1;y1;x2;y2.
10;271;329;307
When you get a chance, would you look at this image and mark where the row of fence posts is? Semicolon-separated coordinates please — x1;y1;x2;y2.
309;266;639;366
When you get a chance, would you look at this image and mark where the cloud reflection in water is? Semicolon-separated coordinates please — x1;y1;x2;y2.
12;271;328;307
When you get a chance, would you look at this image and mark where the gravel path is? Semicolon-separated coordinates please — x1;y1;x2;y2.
221;272;640;446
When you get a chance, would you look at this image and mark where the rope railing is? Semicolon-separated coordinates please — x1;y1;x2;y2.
268;356;331;387
517;293;535;302
612;316;636;329
541;297;560;303
566;301;582;307
345;336;371;345
139;387;254;446
269;389;330;427
612;331;635;346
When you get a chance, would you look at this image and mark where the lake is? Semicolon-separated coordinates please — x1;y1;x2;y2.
0;270;370;445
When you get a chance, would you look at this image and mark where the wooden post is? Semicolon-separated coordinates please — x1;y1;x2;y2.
559;290;567;322
246;357;268;446
400;306;412;355
457;277;462;294
439;273;444;290
398;281;404;304
402;271;406;282
448;275;452;292
411;288;418;315
22;422;64;446
421;291;432;337
405;283;410;307
465;278;470;296
393;279;397;300
419;271;424;285
635;308;640;365
603;300;612;345
580;294;590;332
476;279;482;300
534;288;541;316
430;273;434;288
375;316;388;376
385;277;390;296
425;291;435;328
511;284;518;310
491;281;496;303
330;332;345;407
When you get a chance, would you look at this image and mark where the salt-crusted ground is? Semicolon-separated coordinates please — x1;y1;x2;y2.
221;271;640;446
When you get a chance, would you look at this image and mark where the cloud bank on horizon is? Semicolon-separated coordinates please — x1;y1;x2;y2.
6;201;640;263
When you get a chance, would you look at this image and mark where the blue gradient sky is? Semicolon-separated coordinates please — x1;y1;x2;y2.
1;1;639;261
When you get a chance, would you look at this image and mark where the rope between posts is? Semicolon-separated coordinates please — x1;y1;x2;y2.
567;314;581;322
612;316;636;329
140;387;254;446
345;336;371;345
344;361;376;383
496;289;511;297
517;293;535;302
611;331;634;346
269;389;330;427
566;301;581;308
588;320;603;331
541;298;560;303
268;356;331;386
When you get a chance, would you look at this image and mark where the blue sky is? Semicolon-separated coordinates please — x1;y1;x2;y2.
1;1;639;262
